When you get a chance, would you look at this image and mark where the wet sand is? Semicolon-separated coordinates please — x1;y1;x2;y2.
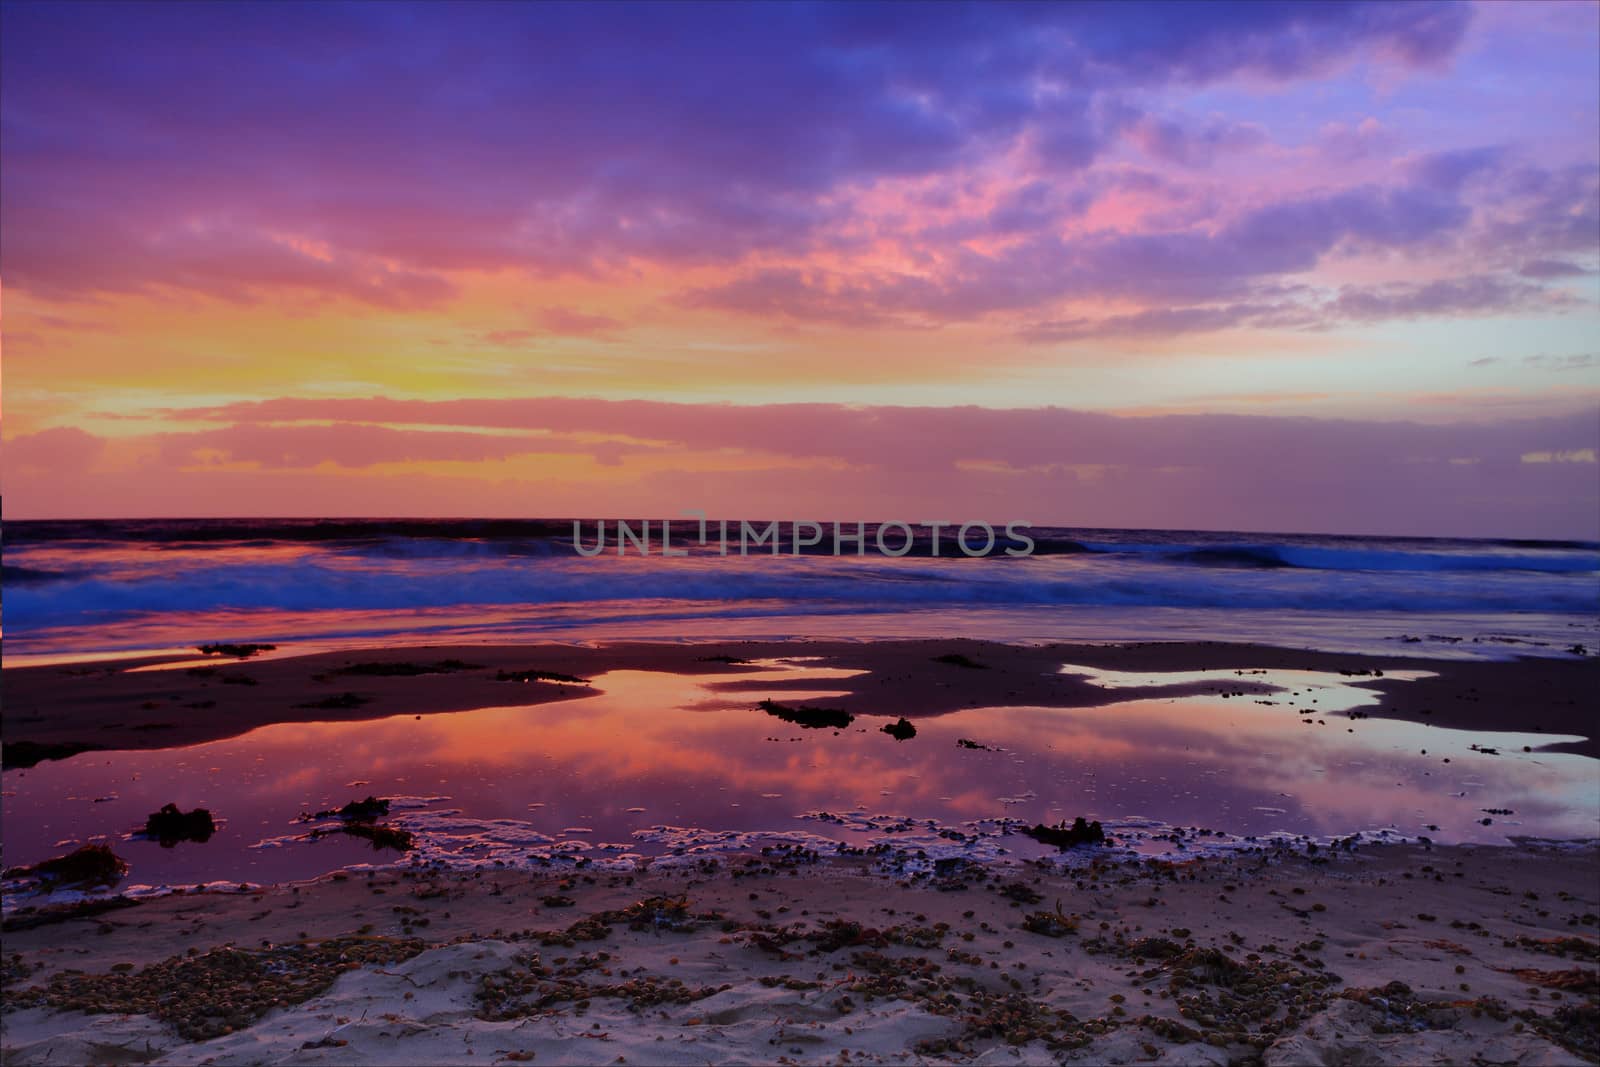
3;639;1596;1063
6;638;1597;765
3;841;1596;1064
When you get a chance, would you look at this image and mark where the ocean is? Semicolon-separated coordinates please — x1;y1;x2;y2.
6;518;1598;661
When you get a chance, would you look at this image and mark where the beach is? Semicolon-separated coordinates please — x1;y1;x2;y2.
3;638;1597;1064
4;835;1596;1064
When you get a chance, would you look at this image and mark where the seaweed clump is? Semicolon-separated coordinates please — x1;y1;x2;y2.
142;804;216;847
2;740;102;770
296;692;370;710
932;652;989;669
335;823;415;852
331;659;482;677
312;795;390;821
1024;816;1109;850
475;949;727;1021
304;796;414;852
758;698;853;729
496;668;589;683
3;844;128;888
881;717;917;741
7;936;424;1041
196;643;276;658
531;894;715;947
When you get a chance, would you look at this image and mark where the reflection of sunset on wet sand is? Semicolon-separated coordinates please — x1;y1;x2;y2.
6;658;1592;894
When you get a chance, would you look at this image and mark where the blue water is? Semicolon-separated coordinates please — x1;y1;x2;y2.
5;519;1598;660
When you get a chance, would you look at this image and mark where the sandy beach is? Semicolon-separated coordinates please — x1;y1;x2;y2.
3;639;1597;1064
3;839;1596;1064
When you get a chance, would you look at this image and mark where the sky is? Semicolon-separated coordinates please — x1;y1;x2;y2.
3;0;1598;537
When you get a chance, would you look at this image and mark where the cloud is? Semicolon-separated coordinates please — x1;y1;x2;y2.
1523;353;1598;372
693;178;1484;326
1;1;1478;307
19;394;1596;537
137;395;1599;478
538;308;624;338
1130;113;1269;167
1519;259;1592;279
150;422;656;470
1406;145;1506;191
1325;274;1563;322
1018;302;1295;342
5;427;105;472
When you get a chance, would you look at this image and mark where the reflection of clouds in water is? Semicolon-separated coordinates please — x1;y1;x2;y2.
3;661;1595;892
976;696;1593;838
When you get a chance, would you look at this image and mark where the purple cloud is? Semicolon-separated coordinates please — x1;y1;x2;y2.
1;1;1479;305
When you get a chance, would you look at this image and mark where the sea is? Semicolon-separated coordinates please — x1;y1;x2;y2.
3;518;1598;892
5;518;1597;662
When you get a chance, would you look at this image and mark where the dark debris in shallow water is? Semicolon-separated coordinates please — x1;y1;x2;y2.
758;698;853;730
309;795;390;822
141;804;216;847
881;717;917;741
3;844;127;889
1024;817;1109;850
311;822;415;852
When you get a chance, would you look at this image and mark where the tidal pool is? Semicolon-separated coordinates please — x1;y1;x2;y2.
2;658;1593;894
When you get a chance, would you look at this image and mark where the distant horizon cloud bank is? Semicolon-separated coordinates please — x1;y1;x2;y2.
6;396;1596;540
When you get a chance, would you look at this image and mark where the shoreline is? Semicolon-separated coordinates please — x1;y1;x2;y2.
6;638;1597;767
4;637;1596;1062
3;840;1596;1064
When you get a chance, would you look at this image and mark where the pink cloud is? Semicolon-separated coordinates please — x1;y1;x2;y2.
14;396;1594;538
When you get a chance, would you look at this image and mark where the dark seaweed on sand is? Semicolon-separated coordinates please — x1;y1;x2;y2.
496;668;590;684
2;896;140;932
1024;816;1109;849
331;659;482;677
142;804;216;847
196;643;276;658
296;691;370;709
696;654;751;664
8;937;426;1041
932;652;989;669
757;698;854;729
1;740;103;770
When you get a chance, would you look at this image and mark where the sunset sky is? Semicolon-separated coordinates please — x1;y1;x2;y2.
3;0;1597;536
